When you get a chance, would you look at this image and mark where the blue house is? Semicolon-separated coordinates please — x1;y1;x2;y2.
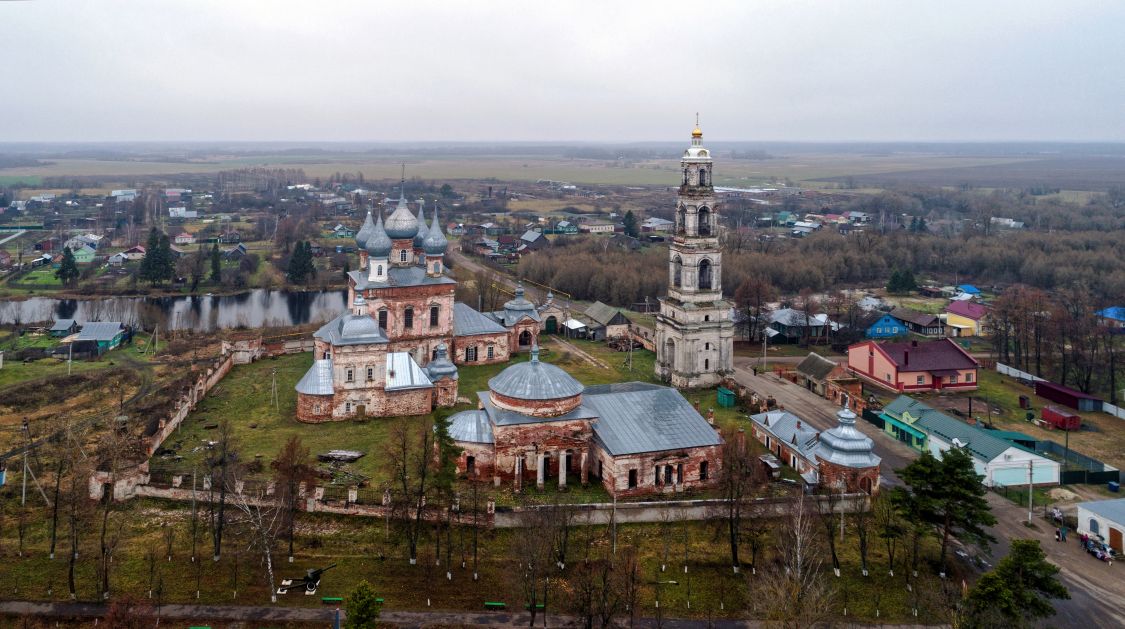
865;313;907;339
1097;306;1125;333
957;284;981;296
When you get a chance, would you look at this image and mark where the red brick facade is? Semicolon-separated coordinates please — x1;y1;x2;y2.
452;331;510;365
817;458;879;494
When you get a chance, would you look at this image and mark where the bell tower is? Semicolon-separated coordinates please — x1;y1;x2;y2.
654;117;734;388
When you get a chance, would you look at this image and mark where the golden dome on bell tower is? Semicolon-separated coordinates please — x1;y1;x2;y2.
691;112;703;138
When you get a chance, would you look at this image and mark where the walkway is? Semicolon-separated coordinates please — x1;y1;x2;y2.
0;230;26;246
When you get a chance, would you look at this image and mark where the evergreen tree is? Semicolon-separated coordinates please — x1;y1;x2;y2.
965;539;1069;626
896;448;996;576
210;243;222;282
301;241;317;281
140;228;162;286
287;241;314;285
55;246;80;286
345;579;381;628
341;258;350;281
622;210;639;238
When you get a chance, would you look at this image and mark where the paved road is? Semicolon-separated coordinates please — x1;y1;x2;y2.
730;358;1125;626
0;230;26;246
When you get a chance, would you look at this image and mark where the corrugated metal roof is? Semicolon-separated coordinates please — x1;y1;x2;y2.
1077;498;1125;526
884;395;1024;463
584;301;628;327
295;359;334;395
314;312;387;346
796;353;838;381
76;321;123;342
385;352;433;391
487;347;583;400
585;383;722;456
50;319;76;331
750;410;820;458
814;408;881;469
453;302;507;336
448;410;494;444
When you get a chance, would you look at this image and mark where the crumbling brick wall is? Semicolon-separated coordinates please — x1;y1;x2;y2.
452;331;510;365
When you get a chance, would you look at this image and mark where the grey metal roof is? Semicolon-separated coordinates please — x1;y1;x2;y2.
355;210;375;249
349;267;456;291
385;352;433;391
384;197;420;239
521;229;544;242
750;410;820;458
487;284;540;326
584;301;629;327
295;359;334;395
453;302;507;336
423;207;448;255
487;347;583;400
477;391;599;426
50;318;76;331
584;383;722;456
425;343;458;381
448;410;494;444
413;204;429;248
314;312;388;346
76;321;124;342
813;407;881;469
1077;498;1125;526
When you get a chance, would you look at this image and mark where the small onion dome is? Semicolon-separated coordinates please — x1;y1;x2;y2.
365;212;393;258
426;343;458;381
423;206;448;255
691;126;703;138
413;203;428;248
503;282;536;314
815;406;881;469
355;210;375;249
385;196;420;240
488;345;583;416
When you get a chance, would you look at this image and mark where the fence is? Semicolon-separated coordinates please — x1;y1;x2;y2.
860;409;885;429
995;362;1045;382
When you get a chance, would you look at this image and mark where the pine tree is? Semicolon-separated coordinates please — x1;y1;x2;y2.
965;539;1069;625
301;241;316;281
210;243;222;282
287;242;312;285
55;246;80;286
345;579;381;628
623;210;639;238
140;228;161;285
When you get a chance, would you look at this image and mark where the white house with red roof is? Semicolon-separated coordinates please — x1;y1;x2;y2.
173;232;195;245
847;338;979;392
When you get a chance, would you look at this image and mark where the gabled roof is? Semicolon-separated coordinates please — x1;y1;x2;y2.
521;230;544;243
76;321;123;341
585;382;722;456
448;410;494;444
869;338;978;372
385;352;433;391
1097;306;1125;323
958;284;981;294
50;318;77;332
882;395;1028;463
795;353;839;381
1076;498;1125;526
750;410;820;458
946;300;988;321
890;307;941;327
453;302;507;336
584;301;629;327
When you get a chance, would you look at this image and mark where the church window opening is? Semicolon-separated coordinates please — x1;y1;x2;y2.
430;305;439;327
676;463;683;484
519;330;532;347
376;264;383;276
487;345;495;360
466;456;475;475
399;250;407;262
404;307;414;329
700;461;709;481
704;315;710;322
466;346;478;362
346;368;354;383
345;401;351;413
432;262;440;273
705;343;710;350
698;207;711;236
699;168;707;186
628;469;637;488
378;309;388;329
366;366;373;381
432;348;438;360
672;256;682;288
682;168;688;185
705;358;710;370
698;259;713;289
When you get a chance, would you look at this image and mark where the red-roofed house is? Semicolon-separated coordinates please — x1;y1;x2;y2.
847;338;979;392
944;300;990;337
173;232;196;245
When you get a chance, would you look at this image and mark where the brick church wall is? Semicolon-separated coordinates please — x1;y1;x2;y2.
452;331;510;365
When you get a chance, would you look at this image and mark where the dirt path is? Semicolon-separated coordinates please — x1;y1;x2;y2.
547;336;610;370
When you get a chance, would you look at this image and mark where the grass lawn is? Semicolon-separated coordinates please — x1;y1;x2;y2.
18;267;63;286
0;495;958;625
0;356;111;390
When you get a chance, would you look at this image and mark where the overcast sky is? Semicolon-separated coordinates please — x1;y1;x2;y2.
2;0;1122;143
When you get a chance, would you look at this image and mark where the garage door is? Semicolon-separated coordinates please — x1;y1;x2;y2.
1111;528;1123;553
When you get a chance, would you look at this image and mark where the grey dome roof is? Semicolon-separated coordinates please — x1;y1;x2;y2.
426;343;458;381
504;283;536;313
423;206;448;255
814;407;881;469
355;210;375;248
488;345;583;400
365;212;393;258
413;203;428;248
314;311;387;346
385;196;420;240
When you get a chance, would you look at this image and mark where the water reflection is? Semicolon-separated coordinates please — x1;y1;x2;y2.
0;289;347;331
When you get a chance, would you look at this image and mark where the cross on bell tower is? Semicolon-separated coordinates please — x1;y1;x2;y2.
654;118;734;388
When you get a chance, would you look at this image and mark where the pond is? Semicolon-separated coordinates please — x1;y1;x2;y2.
0;289;348;331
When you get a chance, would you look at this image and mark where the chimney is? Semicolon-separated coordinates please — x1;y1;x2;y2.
903;350;909;366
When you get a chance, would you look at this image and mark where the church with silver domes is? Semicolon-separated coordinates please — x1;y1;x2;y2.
295;177;550;422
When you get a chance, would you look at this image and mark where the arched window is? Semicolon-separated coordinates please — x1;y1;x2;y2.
672;255;682;287
429;305;439;327
432;262;440;273
399;249;407;262
376;264;383;276
698;207;711;236
699;461;709;481
404;307;414;329
699;168;707;186
663;338;675;370
699;259;713;290
676;205;686;234
466;346;478;362
378;309;388;329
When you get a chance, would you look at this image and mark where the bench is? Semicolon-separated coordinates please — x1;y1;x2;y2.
484;601;506;610
321;597;343;604
525;603;545;610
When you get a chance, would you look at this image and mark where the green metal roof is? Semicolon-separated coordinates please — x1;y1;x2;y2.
883;395;1022;463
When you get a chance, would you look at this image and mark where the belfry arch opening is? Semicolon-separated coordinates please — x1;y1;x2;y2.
698;207;711;236
672;256;682;288
698;259;713;290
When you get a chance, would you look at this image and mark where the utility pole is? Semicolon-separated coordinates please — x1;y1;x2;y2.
271;368;279;411
1027;460;1034;525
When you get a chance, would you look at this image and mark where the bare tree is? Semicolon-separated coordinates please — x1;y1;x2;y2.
271;435;316;562
874;492;903;577
388;419;435;564
228;478;284;603
209;419;236;561
512;509;553;628
752;496;835;629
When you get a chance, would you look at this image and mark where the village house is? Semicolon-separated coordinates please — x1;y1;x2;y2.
1096;307;1125;332
71;245;96;264
582;301;631;341
1076;499;1125;554
944;300;989;337
865;312;908;339
518;229;549;252
748;406;881;493
847;338;979;392
448;348;722;497
880;396;1059;486
793;352;844;396
579;221;615;234
641;217;674;232
49;319;80;337
763;308;836;344
173;232;195;245
889;307;945;337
